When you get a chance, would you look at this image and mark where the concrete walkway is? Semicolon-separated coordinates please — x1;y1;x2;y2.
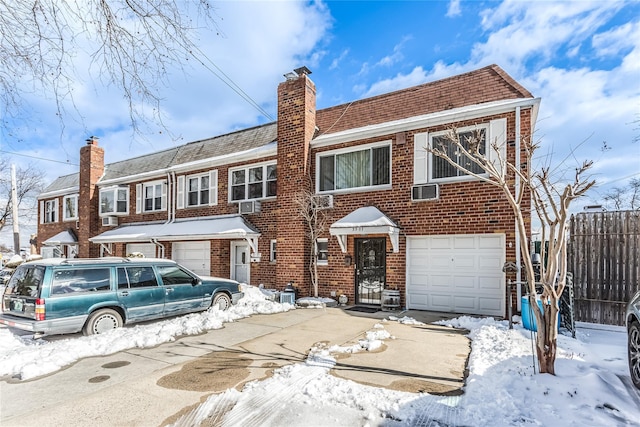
0;307;470;427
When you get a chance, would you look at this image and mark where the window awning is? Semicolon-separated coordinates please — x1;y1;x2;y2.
89;215;261;253
43;230;78;246
329;206;400;253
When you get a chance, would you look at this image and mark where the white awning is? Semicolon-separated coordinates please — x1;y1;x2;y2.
329;206;400;253
43;230;78;246
89;215;261;254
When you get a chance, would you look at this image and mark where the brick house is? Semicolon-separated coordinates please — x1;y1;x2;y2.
36;64;539;317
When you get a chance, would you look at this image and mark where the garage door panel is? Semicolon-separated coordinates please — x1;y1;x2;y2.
453;295;476;311
407;234;505;316
453;236;475;249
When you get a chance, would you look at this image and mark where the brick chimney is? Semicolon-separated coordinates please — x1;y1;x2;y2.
77;136;104;258
276;67;316;294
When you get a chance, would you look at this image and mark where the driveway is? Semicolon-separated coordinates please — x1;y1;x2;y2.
0;307;470;427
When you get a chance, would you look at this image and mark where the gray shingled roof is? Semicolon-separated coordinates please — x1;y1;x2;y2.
42;123;277;194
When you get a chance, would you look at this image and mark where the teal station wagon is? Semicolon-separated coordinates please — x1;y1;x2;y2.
0;257;243;337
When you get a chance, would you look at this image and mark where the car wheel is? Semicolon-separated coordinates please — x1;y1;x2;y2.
212;293;232;311
83;309;123;336
629;321;640;389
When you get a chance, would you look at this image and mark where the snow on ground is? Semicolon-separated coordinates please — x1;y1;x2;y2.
1;285;639;426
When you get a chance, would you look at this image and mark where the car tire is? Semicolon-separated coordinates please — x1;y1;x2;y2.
212;293;232;311
629;321;640;389
83;309;123;336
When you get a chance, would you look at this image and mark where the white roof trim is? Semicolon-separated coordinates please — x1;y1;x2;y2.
329;206;400;253
38;187;79;200
89;215;260;244
313;98;541;148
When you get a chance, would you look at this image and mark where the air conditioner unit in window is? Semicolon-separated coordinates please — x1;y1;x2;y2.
239;200;261;215
102;216;118;227
412;184;439;201
312;194;334;210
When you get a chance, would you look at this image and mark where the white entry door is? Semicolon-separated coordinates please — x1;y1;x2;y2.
231;241;250;285
172;241;211;276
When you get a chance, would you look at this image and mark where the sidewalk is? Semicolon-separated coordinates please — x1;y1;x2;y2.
0;307;470;427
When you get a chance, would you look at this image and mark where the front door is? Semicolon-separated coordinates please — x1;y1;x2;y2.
355;238;386;305
231;242;250;284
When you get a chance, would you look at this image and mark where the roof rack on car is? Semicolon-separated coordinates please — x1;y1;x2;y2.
59;257;132;265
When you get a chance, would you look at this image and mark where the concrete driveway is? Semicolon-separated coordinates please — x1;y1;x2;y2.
0;307;470;427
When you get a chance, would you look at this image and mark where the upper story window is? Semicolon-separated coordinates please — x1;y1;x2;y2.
317;142;391;193
62;195;78;221
431;127;486;180
414;119;506;185
42;199;58;223
176;170;217;209
136;181;166;213
230;162;276;201
100;186;129;215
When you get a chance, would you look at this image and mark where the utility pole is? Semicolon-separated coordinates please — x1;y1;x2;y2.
11;164;20;254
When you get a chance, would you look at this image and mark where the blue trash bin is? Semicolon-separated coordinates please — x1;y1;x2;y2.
521;296;560;331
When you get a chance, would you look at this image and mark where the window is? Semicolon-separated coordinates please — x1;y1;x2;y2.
63;195;78;221
230;163;277;201
157;265;196;286
117;266;158;289
316;238;328;265
188;174;209;206
270;240;277;263
430;127;486;180
51;268;111;295
177;170;217;209
318;143;390;192
44;199;58;223
100;186;129;215
144;182;164;212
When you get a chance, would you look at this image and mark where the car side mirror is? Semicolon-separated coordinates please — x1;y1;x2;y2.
192;277;202;286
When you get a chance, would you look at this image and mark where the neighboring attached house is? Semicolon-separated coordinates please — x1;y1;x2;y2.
37;64;539;317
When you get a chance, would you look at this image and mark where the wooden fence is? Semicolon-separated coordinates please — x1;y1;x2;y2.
568;210;640;326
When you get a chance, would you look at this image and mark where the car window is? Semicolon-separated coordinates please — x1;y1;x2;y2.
5;265;45;297
51;268;111;295
157;265;195;286
116;266;158;289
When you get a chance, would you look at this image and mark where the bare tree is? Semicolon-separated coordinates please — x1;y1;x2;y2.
0;159;45;232
428;128;594;374
601;178;640;210
294;189;329;298
0;0;220;137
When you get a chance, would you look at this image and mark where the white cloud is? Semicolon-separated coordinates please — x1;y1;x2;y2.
329;49;350;70
446;0;462;18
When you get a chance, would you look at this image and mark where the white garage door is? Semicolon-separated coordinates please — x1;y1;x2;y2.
172;241;211;276
126;243;157;258
407;234;505;316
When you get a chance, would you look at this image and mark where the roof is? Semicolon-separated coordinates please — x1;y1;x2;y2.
315;64;533;136
42;230;78;246
89;215;260;244
41;65;532;194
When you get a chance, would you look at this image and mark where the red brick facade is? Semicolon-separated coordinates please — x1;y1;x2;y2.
37;65;537;316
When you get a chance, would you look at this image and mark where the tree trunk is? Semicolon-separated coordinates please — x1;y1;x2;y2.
530;292;560;374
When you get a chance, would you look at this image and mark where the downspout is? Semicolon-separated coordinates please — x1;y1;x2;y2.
151;238;165;259
166;172;172;224
515;106;522;310
171;171;177;223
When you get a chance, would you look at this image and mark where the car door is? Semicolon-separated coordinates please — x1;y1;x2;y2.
116;266;165;321
157;264;209;315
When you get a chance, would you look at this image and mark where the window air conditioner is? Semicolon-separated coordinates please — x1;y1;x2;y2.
312;194;334;210
239;200;261;215
412;184;439;201
102;216;118;227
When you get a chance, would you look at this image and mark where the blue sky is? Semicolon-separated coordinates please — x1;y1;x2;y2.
1;0;639;247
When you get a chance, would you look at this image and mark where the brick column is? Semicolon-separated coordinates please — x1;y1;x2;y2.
276;69;316;295
77;137;104;258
